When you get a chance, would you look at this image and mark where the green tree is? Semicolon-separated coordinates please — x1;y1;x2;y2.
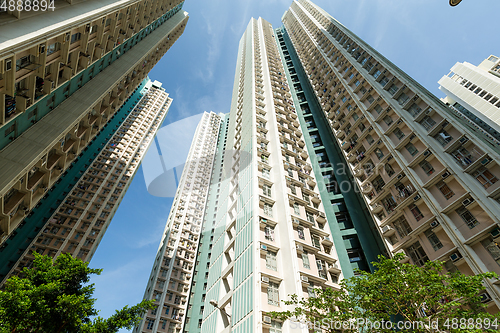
271;254;500;332
0;252;154;333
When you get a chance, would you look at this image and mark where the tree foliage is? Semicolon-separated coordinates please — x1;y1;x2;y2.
0;252;153;333
271;254;500;332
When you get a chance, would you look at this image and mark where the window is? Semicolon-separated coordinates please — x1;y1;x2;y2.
293;203;300;215
393;127;405;140
456;207;478;229
265;226;275;241
381;195;397;213
366;95;375;104
481;238;500;265
297;227;305;240
405;142;418;156
472;167;498;189
46;42;61;56
146;318;154;330
406;241;428;266
263;203;273;217
290;185;296;195
388;84;399;95
385;163;395;177
267;282;280;306
379;76;389;86
316;259;327;279
434;131;453;146
436;181;455;199
301;251;310;268
262;168;270;179
419;116;436;131
266;250;277;271
397;93;409;105
424;229;443;251
374;148;384;159
366;134;375;145
373;69;382;78
16;55;33;71
383;115;393;126
419;160;434;176
374;104;383;114
372;176;385;193
306;211;314;223
270;320;283;333
263;184;271;196
70;33;82;44
409;203;424;221
408;104;422;117
312;235;321;249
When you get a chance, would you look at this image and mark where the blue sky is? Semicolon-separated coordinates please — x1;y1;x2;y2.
89;0;500;329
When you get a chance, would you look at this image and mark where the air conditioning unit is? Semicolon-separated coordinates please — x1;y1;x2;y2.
425;108;432;115
263;315;272;324
381;225;392;234
441;171;451;179
449;252;462;262
459;136;469;144
409;134;416;141
413;195;421;201
430;220;440;228
300;275;308;283
396;119;402;125
423;150;431;157
481;157;492;165
490;227;500;238
462;198;474;207
296;244;303;252
479;292;492;303
260;244;267;251
261;276;270;283
397;173;404;179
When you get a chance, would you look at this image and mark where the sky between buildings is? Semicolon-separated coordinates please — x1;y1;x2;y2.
88;0;500;330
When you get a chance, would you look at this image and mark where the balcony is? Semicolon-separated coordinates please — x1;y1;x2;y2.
46;153;62;170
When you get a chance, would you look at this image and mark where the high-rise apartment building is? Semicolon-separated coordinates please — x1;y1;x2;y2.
282;0;500;312
134;111;223;333
439;55;500;142
2;78;172;283
0;0;188;280
196;17;343;333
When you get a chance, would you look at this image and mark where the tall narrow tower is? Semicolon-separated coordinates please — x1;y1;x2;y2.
134;111;223;333
198;18;342;333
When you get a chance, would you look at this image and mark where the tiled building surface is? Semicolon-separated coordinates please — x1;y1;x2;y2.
4;79;171;284
283;0;500;313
